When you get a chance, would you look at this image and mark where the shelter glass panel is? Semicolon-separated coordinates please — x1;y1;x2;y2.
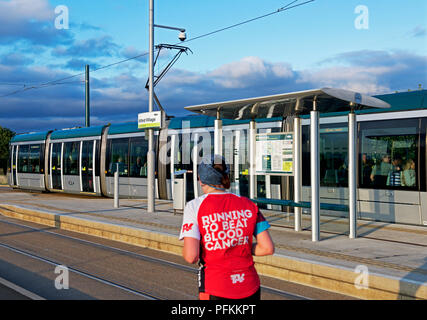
359;119;419;190
238;129;249;197
302;124;348;187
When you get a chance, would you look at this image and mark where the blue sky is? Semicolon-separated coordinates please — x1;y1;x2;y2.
0;0;426;133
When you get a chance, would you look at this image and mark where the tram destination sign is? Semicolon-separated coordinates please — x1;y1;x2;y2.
138;111;163;129
255;132;294;176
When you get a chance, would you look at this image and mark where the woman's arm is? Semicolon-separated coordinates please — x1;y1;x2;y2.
183;237;200;264
252;230;274;256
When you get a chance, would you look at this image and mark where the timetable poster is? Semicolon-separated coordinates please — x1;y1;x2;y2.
255;132;294;175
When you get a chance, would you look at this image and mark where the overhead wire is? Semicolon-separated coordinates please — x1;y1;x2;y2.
0;0;315;98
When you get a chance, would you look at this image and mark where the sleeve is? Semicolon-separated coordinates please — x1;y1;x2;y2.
179;200;201;241
254;209;270;236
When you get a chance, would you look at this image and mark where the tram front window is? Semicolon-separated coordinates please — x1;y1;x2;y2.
359;119;419;189
18;145;29;173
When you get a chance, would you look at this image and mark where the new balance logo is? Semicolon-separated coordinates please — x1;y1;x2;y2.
182;223;193;232
230;273;245;284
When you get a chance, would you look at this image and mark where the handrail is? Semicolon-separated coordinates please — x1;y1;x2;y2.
251;197;349;212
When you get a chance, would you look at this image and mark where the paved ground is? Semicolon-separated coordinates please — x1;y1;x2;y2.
0;187;426;299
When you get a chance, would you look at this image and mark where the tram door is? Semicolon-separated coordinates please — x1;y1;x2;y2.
10;145;17;186
51;143;62;190
81;140;95;193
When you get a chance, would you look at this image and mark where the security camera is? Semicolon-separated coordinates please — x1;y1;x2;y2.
178;31;186;41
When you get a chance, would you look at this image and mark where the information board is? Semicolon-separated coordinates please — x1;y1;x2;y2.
255;132;294;175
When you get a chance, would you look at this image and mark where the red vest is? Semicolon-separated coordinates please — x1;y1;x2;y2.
196;193;262;299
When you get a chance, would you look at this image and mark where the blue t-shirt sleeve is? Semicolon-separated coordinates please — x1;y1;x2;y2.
254;220;270;236
253;210;270;236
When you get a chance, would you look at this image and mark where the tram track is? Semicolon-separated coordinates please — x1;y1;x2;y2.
0;217;312;300
0;241;162;300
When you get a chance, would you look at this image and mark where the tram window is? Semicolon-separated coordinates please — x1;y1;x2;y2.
18;145;29;173
63;142;80;175
359;119;419;190
29;144;41;173
129;137;148;177
107;138;129;177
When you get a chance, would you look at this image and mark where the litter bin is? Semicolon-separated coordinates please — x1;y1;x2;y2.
173;170;187;214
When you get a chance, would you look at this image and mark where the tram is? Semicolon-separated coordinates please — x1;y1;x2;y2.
7;89;427;226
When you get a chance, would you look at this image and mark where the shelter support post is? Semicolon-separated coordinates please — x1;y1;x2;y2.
310;103;320;242
214;110;223;156
249;120;256;199
147;0;155;213
114;163;119;208
348;110;357;238
193;133;199;198
294;116;302;232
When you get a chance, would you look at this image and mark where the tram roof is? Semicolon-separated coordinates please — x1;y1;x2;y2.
184;88;391;120
11;131;50;143
50;125;105;140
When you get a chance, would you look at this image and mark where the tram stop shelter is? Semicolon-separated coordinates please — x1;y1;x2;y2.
185;88;390;241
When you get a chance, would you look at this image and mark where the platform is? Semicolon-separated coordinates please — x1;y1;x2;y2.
0;187;425;300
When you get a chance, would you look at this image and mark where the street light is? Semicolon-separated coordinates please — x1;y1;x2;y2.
148;0;186;213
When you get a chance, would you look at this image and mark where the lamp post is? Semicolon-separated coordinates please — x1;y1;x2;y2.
148;0;186;213
148;0;155;213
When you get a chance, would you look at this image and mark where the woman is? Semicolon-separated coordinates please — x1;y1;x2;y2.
179;155;274;300
401;159;416;187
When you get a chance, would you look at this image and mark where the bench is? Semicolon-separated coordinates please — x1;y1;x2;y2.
251;197;349;212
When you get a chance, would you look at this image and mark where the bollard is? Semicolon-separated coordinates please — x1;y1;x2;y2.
114;163;119;208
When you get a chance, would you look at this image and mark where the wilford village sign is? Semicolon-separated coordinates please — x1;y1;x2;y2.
138;111;163;129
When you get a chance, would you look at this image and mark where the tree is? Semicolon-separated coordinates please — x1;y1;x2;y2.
0;126;15;175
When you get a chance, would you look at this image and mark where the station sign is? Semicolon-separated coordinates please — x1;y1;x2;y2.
138;111;163;129
255;132;294;176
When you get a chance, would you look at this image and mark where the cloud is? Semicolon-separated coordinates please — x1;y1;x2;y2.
208;56;294;89
64;58;100;71
0;53;32;66
308;50;427;94
0;0;52;22
121;46;148;63
408;25;426;38
53;36;120;58
0;0;73;46
1;50;425;133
